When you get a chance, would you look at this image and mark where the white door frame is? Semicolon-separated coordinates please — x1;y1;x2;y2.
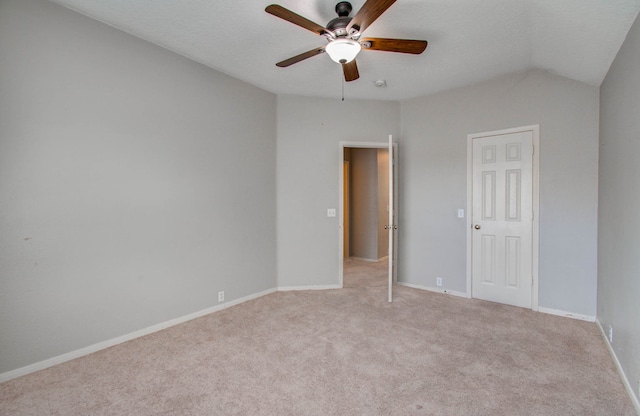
338;141;398;289
466;125;540;310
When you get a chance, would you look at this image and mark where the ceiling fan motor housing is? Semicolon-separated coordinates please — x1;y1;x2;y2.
326;17;352;37
327;2;356;38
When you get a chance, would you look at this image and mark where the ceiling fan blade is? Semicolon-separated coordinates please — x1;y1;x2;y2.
347;0;397;34
265;4;326;35
361;37;428;54
276;47;326;67
342;60;359;82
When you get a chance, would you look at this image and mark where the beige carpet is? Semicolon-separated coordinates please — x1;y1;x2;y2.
343;256;388;288
0;283;635;415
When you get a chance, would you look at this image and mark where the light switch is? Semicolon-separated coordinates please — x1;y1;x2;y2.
457;209;464;218
327;208;336;217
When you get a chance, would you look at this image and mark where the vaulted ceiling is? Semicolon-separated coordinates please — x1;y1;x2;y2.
49;0;640;101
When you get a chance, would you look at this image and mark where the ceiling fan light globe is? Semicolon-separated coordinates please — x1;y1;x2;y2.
325;39;361;64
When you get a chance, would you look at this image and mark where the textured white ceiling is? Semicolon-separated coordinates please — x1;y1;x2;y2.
49;0;640;101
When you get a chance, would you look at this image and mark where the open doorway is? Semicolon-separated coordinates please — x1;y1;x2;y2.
341;146;390;288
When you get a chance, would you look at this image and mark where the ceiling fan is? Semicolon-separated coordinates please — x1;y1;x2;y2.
265;0;428;82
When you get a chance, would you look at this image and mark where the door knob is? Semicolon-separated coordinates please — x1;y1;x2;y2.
474;224;481;230
384;225;388;230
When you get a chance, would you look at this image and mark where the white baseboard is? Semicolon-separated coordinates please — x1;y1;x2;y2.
537;306;596;322
346;256;381;262
397;282;469;298
596;320;640;414
218;288;278;309
397;285;599;324
278;284;341;291
0;287;277;383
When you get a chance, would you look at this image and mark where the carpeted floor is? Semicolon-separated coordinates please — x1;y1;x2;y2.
343;256;388;288
0;277;635;415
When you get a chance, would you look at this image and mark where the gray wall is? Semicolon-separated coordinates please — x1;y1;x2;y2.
0;0;276;374
350;148;379;260
276;70;600;316
400;69;600;316
598;13;640;404
276;95;400;288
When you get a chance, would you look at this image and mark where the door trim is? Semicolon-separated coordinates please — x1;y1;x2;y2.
338;141;398;289
466;125;540;311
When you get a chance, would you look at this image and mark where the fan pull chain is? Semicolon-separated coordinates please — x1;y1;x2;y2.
341;75;345;101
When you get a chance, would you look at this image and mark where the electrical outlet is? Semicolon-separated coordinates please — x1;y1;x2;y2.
436;277;443;287
608;325;613;343
218;291;224;302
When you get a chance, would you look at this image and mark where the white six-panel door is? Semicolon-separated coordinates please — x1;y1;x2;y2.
471;130;534;309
